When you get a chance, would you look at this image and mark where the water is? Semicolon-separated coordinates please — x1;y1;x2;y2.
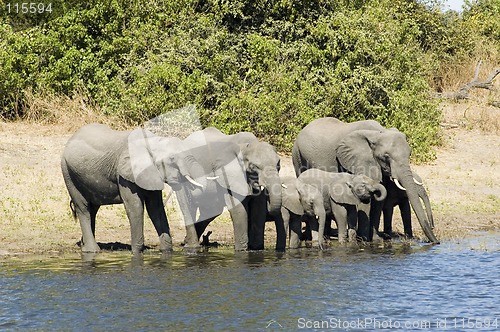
0;232;498;331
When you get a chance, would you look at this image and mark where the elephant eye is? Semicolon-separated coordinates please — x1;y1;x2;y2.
248;163;259;172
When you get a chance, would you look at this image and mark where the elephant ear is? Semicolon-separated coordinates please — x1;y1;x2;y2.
329;181;359;205
213;143;250;197
118;128;164;191
336;130;382;182
282;180;304;215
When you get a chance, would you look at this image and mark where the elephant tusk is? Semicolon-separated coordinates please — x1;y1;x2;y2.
206;176;219;180
413;177;423;186
394;178;407;191
260;185;265;191
185;175;204;189
281;183;288;189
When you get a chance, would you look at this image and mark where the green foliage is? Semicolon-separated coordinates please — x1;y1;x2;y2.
1;0;498;160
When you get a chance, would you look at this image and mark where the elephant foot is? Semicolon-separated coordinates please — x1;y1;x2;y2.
403;232;414;239
80;240;101;253
159;233;173;252
377;232;393;240
131;244;146;255
183;242;202;250
235;243;249;251
348;229;357;242
371;231;385;243
289;237;301;249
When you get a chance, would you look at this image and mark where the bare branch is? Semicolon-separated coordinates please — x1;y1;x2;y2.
436;61;500;101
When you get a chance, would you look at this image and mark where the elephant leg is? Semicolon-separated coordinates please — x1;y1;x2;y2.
248;193;267;250
383;205;394;237
273;213;286;252
302;215;314;245
195;216;217;239
176;186;200;249
288;214;302;249
144;191;172;252
357;202;371;241
400;200;413;238
370;199;383;234
119;181;146;254
281;208;290;245
228;197;249;251
332;204;348;243
75;202;101;253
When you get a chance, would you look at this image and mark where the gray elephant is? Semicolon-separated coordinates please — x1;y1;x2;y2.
265;176;310;249
295;169;387;247
61;124;207;254
292;117;438;244
379;171;434;239
176;127;284;251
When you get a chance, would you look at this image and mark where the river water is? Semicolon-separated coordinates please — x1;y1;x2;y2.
1;232;498;331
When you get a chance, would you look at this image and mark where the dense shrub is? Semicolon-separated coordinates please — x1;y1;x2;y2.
1;0;498;160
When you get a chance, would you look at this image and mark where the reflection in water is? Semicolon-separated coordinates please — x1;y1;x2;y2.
0;233;498;330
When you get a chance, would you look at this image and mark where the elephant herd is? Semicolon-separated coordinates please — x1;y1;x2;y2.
61;117;439;254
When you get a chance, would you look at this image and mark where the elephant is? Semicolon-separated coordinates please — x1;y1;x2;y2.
176;127;284;251
61;123;207;254
292;117;439;244
265;176;310;249
379;171;434;239
295;169;387;248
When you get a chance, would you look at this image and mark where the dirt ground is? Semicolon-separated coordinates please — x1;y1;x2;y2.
0;103;499;255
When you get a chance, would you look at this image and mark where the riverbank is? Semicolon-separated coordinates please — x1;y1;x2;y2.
0;102;498;255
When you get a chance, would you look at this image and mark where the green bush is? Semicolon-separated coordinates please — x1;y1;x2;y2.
1;0;498;161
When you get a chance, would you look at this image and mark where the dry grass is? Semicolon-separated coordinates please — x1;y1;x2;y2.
435;48;499;92
441;101;500;133
435;57;500;133
19;89;126;133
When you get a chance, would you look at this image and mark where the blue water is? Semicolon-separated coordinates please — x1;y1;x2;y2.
0;233;498;331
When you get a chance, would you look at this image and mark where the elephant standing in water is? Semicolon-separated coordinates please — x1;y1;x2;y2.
292;117;438;244
267;172;386;249
265;176;308;249
61;124;207;254
177;127;284;251
295;169;387;248
380;171;434;239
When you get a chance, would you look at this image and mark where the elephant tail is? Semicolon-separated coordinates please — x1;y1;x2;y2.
69;200;77;222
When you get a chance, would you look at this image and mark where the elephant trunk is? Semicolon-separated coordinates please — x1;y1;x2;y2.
418;185;435;229
315;208;326;250
397;171;439;244
262;169;282;215
178;154;208;190
371;183;387;202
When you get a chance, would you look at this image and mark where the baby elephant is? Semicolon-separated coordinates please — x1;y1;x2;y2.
266;176;309;249
296;169;387;246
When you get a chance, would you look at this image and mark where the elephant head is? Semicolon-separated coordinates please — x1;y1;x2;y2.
336;129;438;243
280;178;305;216
329;174;387;205
295;180;326;249
241;141;282;215
118;128;207;192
